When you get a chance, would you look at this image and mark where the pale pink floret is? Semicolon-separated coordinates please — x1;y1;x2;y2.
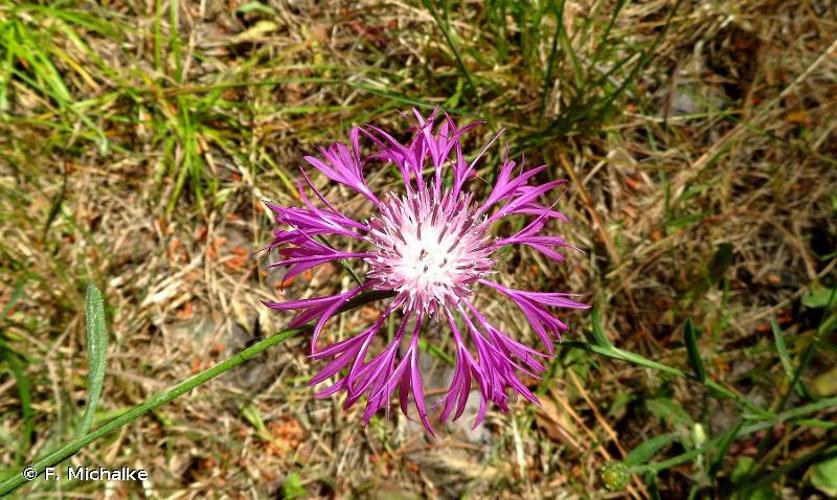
264;110;588;432
365;183;493;316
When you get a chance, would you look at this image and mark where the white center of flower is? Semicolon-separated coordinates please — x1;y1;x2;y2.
393;218;459;289
365;189;494;314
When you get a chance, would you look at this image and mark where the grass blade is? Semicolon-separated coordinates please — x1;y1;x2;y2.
421;0;476;95
684;319;706;382
1;347;32;465
771;319;808;398
589;307;614;347
538;0;565;124
625;433;677;467
0;281;25;320
590;0;628;65
561;340;683;376
709;420;743;478
77;283;107;437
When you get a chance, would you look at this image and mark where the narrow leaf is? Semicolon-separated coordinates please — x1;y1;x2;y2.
611;347;683;377
2;348;32;464
645;471;662;500
625;433;677;466
646;398;694;427
420;0;475;93
0;281;25;320
590;307;613;347
771;319;794;379
771;319;809;398
707;243;734;284
684;319;705;382
561;341;684;377
78;283;107;436
709;420;744;478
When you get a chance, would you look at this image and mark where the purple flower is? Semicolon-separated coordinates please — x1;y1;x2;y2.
264;109;588;433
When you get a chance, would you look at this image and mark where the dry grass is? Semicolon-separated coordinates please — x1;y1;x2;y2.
1;0;835;498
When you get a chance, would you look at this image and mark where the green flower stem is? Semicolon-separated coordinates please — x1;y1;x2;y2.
0;289;394;497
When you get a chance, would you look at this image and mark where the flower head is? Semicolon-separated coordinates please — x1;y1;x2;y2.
366;189;493;315
264;110;588;433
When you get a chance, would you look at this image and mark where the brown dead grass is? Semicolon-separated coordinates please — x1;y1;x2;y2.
1;0;835;498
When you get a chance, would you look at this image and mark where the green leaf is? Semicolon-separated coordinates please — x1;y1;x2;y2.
607;391;635;418
282;472;307;499
771;319;793;379
666;211;708;232
561;341;772;417
802;287;836;309
731;456;756;483
240;404;272;441
590;307;613;347
794;418;837;429
561;341;684;377
230;20;279;44
645;471;662;500
810;455;837;496
709;420;743;478
687;242;734;300
683;319;705;382
418;337;454;364
421;0;476;94
0;281;25;320
610;347;683;376
646;398;694;427
78;283;107;437
771;319;809;398
708;243;734;284
1;348;32;464
625;433;677;466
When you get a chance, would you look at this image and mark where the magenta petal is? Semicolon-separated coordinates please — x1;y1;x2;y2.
303;136;380;205
488;179;568;223
264;281;374;332
309;337;367;385
346;311;411;407
406;321;435;435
